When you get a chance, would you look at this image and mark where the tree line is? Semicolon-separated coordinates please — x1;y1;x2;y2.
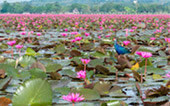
0;1;170;14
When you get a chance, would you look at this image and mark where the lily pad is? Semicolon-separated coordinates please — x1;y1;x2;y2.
46;63;62;72
12;78;53;106
18;56;36;68
75;88;100;100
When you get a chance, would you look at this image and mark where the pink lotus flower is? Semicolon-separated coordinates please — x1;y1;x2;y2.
30;31;34;34
136;51;152;83
20;32;26;35
141;52;152;58
105;35;110;38
76;70;86;79
71;39;76;43
166;72;170;78
125;29;129;37
136;51;152;58
81;59;90;65
123;41;130;46
129;29;134;32
37;33;41;36
15;44;23;49
150;37;156;41
85;33;90;37
64;28;68;32
7;40;16;46
61;33;68;37
62;93;84;104
75;37;82;41
165;38;170;43
71;32;78;35
98;36;101;39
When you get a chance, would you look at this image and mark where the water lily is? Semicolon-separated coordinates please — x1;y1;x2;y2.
15;44;23;56
85;32;90;37
150;37;156;41
62;93;84;106
20;32;26;35
166;72;170;78
81;59;90;71
37;32;41;36
136;51;152;83
123;41;130;46
7;40;16;58
77;70;86;82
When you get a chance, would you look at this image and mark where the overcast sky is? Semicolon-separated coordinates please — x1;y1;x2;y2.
0;0;31;3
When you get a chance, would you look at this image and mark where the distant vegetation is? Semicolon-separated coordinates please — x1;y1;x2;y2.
0;0;170;14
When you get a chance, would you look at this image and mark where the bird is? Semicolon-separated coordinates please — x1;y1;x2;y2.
113;38;131;55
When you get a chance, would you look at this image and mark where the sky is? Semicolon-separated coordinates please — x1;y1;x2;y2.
0;0;31;3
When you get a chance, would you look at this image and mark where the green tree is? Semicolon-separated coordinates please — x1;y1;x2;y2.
1;1;13;13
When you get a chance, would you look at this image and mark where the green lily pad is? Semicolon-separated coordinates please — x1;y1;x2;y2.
54;44;66;54
152;74;162;80
29;68;46;79
88;59;104;67
12;78;52;106
0;64;19;78
61;69;75;77
75;88;100;100
46;63;62;72
18;56;36;68
138;66;165;75
55;87;70;95
25;48;40;56
101;100;128;106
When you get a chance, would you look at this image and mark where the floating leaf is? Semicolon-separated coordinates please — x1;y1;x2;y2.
89;59;104;67
54;44;66;54
145;86;170;98
61;69;75;77
30;62;46;72
55;87;70;95
0;77;12;90
25;48;40;56
50;72;62;80
0;69;5;78
75;88;100;100
101;100;128;106
152;74;162;80
29;68;46;79
12;78;52;106
95;65;110;75
131;62;139;71
18;56;36;68
46;63;62;72
0;97;12;106
0;64;18;78
70;50;81;57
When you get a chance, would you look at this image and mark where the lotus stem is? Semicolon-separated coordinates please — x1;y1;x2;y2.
116;69;118;81
144;58;147;79
19;49;21;57
72;103;75;106
11;46;13;58
84;64;86;71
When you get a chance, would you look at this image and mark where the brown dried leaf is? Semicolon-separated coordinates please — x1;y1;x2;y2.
95;65;110;75
0;69;5;79
131;45;140;54
70;50;81;57
0;77;12;91
132;70;144;82
0;97;12;106
117;55;132;68
30;62;46;73
50;72;62;80
145;86;170;98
